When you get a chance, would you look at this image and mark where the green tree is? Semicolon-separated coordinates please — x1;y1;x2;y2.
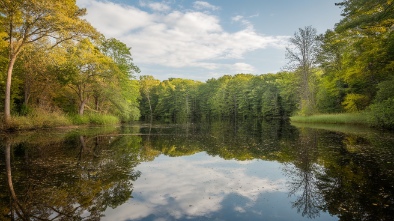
275;72;299;117
57;39;113;115
99;38;141;121
139;75;160;121
332;0;394;112
14;40;67;114
316;30;347;113
226;74;254;120
206;76;230;120
0;0;97;125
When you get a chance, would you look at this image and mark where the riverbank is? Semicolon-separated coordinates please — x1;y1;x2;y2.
1;111;120;131
290;113;370;126
291;109;394;130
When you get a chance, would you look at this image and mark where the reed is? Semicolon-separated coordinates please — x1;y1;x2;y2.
290;113;369;125
7;110;72;130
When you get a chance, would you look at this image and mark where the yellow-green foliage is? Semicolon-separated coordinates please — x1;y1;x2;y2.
342;94;369;112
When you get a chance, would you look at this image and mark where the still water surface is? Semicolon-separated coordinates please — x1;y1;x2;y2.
1;121;393;220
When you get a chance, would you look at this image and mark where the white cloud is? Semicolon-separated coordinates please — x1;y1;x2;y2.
77;0;289;76
79;0;153;36
232;15;244;22
232;15;255;30
148;2;171;12
193;1;220;11
233;62;256;73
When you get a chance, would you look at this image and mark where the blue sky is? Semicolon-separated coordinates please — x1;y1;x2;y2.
77;0;343;81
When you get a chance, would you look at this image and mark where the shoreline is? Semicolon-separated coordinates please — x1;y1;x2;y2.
290;113;370;126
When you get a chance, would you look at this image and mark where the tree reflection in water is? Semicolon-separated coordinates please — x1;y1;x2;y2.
1;122;394;221
283;128;323;219
1;130;142;221
283;126;394;221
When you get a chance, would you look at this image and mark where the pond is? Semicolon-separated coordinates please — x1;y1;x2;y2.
1;121;394;221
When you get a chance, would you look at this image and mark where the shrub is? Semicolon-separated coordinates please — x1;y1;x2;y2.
368;98;394;129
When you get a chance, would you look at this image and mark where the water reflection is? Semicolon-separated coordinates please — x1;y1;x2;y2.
1;128;142;220
105;154;291;221
284;128;323;219
1;122;394;220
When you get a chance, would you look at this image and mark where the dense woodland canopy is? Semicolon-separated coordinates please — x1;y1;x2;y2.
1;0;393;129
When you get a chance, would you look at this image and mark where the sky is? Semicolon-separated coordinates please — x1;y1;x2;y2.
76;0;343;82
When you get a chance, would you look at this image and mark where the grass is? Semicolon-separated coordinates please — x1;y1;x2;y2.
2;109;121;131
69;113;120;125
290;112;370;125
6;110;73;130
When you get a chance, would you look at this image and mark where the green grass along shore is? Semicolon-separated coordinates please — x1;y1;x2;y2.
1;111;120;131
290;113;370;126
1;111;391;131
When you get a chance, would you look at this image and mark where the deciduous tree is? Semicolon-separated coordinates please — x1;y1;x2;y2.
286;26;319;115
0;0;97;125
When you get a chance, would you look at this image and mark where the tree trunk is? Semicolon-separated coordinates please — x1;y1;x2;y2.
147;93;153;121
94;95;99;111
4;56;17;125
79;99;86;115
24;75;31;106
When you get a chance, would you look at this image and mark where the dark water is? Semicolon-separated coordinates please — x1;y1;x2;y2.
1;121;394;221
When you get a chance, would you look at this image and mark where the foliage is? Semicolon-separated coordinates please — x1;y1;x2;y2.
99;37;141;121
154;78;201;123
56;39;115;115
367;99;394;129
138;73;299;123
342;93;369;112
296;0;394;128
1;0;393;130
139;75;160;121
0;0;98;124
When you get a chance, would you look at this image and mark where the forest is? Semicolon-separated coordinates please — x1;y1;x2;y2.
1;0;393;130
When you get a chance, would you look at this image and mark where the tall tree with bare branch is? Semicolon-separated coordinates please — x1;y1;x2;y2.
286;26;319;115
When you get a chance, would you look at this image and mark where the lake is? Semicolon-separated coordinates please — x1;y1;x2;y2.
1;121;393;221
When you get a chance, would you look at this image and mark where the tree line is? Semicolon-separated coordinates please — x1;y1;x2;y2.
139;73;298;122
1;0;393;129
141;0;394;128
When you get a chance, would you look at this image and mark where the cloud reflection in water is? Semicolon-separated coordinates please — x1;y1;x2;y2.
103;152;334;221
